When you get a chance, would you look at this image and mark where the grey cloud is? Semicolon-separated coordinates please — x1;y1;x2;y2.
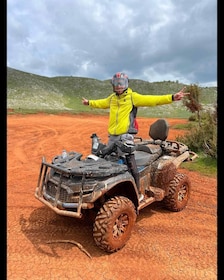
7;0;217;86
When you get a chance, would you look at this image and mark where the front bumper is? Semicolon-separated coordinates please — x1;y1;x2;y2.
35;158;95;218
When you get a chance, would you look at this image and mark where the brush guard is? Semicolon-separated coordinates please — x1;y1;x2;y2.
35;157;95;218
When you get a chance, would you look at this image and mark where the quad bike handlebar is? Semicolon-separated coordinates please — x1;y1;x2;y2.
96;140;136;157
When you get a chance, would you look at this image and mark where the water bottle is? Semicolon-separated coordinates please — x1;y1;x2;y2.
61;149;68;159
91;133;100;153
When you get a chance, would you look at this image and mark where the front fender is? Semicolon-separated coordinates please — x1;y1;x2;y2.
93;171;140;210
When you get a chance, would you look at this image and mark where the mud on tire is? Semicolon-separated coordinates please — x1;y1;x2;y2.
163;173;191;212
93;196;137;253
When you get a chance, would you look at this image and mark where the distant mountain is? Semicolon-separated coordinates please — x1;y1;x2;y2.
7;67;217;118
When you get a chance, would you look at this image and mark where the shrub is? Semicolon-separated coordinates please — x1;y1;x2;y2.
176;105;217;159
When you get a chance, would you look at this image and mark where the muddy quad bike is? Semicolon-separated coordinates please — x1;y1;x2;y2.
35;118;197;253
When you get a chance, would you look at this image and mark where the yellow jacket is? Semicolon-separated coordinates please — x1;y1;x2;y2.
89;88;173;136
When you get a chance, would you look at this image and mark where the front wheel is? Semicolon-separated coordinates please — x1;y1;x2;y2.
163;173;191;212
93;196;137;253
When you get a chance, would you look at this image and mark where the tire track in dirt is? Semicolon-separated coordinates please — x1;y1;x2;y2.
8;125;59;168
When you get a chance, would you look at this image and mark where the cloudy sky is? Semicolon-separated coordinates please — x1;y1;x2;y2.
7;0;217;87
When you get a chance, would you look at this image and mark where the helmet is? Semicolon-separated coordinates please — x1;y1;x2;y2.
111;72;129;91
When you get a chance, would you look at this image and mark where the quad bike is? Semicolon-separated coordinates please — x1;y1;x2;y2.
35;118;197;253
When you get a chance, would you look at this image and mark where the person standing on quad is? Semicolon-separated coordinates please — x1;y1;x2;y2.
82;72;189;144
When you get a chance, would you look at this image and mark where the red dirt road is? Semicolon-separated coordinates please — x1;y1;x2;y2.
7;114;217;280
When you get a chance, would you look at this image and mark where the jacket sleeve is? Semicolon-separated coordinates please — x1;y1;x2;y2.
132;92;173;106
89;94;113;109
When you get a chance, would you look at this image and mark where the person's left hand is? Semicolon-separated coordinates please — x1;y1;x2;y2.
173;87;190;101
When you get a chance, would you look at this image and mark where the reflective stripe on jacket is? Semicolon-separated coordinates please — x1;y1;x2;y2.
89;88;173;136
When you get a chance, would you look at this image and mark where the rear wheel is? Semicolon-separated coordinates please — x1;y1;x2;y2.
93;196;137;253
163;173;191;212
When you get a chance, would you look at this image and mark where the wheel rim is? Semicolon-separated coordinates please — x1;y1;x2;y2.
178;183;187;201
113;213;129;238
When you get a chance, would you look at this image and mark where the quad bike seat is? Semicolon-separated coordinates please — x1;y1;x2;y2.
134;145;162;166
134;119;169;166
149;118;169;141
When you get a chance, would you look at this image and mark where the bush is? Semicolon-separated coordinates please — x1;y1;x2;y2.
176;105;217;159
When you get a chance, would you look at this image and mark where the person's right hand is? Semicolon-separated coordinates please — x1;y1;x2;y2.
82;97;89;105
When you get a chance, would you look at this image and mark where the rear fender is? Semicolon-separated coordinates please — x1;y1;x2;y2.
150;151;191;192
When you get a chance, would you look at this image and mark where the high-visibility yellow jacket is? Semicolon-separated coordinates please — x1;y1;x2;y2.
89;88;173;136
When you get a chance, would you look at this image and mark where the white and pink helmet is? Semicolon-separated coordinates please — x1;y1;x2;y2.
111;72;129;91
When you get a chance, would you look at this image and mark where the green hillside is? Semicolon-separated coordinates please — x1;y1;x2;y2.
7;67;217;118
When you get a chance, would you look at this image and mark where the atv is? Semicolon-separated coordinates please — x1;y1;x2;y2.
35;118;197;253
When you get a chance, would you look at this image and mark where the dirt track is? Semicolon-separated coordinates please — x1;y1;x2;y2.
7;114;217;280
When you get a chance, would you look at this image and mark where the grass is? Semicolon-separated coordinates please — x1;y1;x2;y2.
7;67;217;118
181;153;217;178
172;122;196;130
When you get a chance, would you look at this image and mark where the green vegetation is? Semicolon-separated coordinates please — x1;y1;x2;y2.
7;67;217;177
181;153;217;178
7;67;217;118
171;122;217;178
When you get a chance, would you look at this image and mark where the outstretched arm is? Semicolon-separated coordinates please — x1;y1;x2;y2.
82;97;89;105
82;95;112;109
172;87;190;101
